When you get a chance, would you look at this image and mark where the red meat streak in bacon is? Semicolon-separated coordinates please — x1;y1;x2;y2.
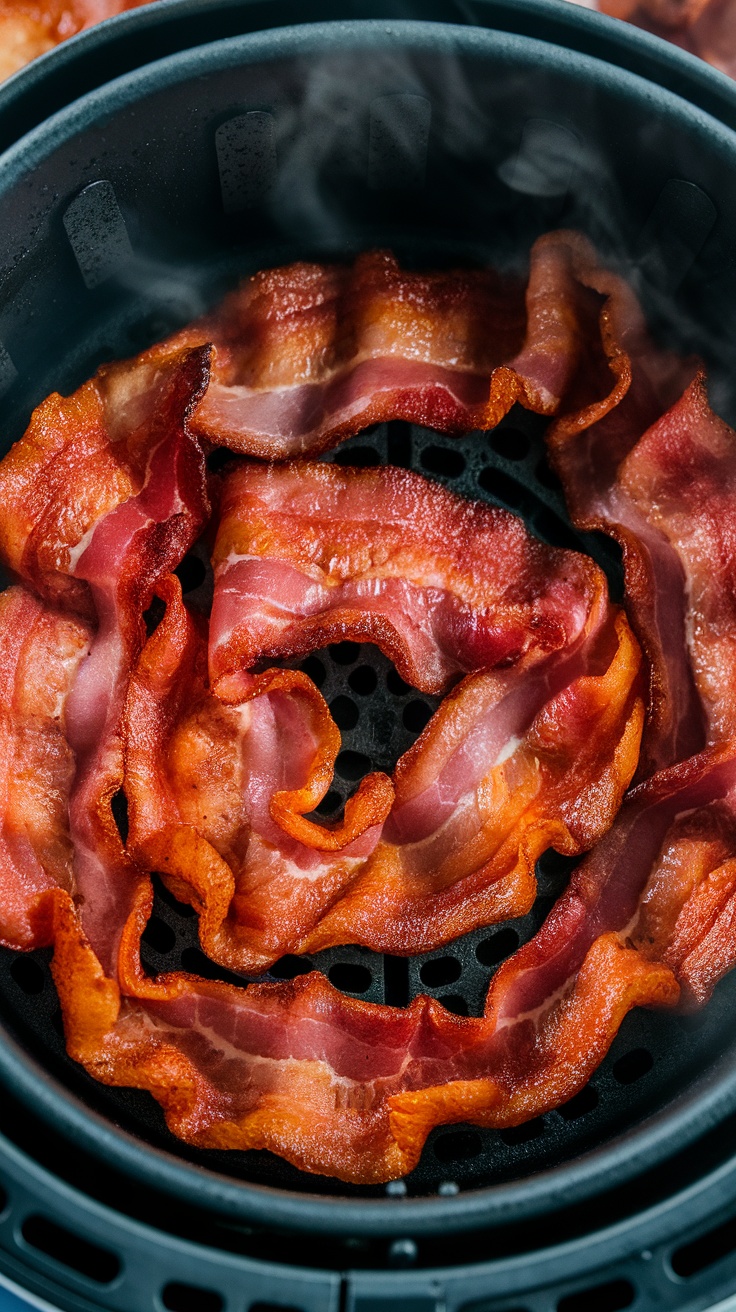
125;566;643;970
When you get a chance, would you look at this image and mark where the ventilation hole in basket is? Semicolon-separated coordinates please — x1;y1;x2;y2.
476;927;520;967
336;749;371;781
141;916;176;955
403;699;434;733
333;444;381;467
420;956;462;988
535;455;560;490
440;993;469;1016
270;954;314;980
420;444;466;477
330;695;359;730
328;963;372;993
349;664;378;695
612;1047;654;1084
174;554;207;594
21;1215;120;1284
478;466;525;509
155;877;197;918
490;427;530;461
206;447;233;475
143;595;166;638
558;1084;599;1122
533;507;581;552
557;1278;635;1312
9;956;45;995
180;946;245;983
672;1213;736;1276
387;667;412;695
110;788;129;844
499;1117;545;1146
384;955;410;1007
329;641;361;665
387;421;412;467
299;654;326;687
249;1303;304;1312
314;789;343;817
434;1129;483;1162
162;1283;224;1312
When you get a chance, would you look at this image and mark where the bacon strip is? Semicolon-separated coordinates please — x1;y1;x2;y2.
125;573;643;969
521;349;736;1039
617;375;736;747
125;576;393;973
133;232;624;460
0;342;211;619
209;461;604;700
40;867;677;1184
545;256;700;777
0;344;212;971
0;587;91;950
190;236;611;457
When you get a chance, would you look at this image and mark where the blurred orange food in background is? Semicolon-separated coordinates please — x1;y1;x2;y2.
0;0;148;81
570;0;736;78
0;0;735;92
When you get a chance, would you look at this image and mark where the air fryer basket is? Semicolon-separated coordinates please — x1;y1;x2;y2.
4;8;736;1311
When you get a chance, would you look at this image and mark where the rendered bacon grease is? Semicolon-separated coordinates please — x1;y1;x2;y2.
0;232;733;1185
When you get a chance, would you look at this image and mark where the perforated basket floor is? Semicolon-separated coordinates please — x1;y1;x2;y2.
2;407;736;1206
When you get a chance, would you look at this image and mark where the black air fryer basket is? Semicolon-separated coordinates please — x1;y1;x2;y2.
4;3;736;1310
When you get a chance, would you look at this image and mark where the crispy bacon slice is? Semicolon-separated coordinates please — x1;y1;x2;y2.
545;255;700;776
0;345;212;971
125;576;393;973
64;347;212;974
617;375;736;747
157;232;623;459
125;573;643;969
0;587;91;950
0;342;211;618
38;869;677;1184
209;460;604;700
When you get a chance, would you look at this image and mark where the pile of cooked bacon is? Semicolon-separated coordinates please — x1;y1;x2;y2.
0;230;733;1186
